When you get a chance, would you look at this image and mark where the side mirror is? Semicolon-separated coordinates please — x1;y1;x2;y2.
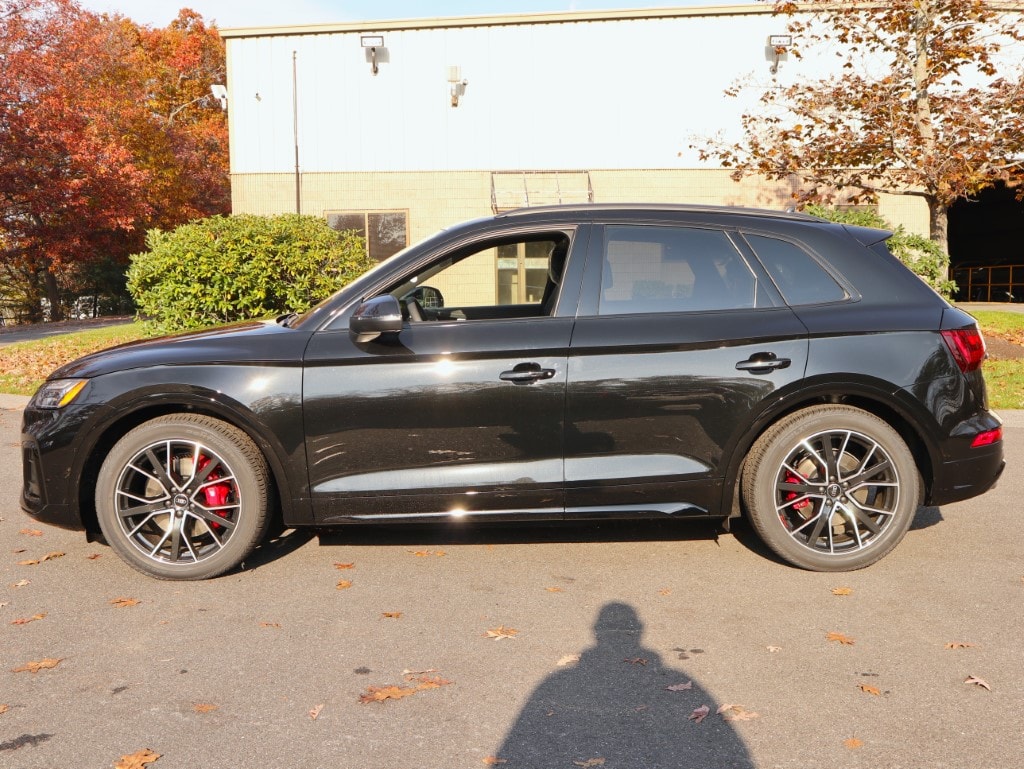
349;295;403;343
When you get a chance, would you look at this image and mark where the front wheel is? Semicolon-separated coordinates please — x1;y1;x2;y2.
742;405;920;571
95;414;271;580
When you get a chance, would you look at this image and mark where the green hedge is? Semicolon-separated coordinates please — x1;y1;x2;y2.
127;214;373;333
805;205;956;299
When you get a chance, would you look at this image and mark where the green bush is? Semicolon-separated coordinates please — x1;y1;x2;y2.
805;205;956;299
127;214;372;333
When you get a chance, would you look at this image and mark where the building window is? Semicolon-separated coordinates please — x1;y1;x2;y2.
326;210;408;262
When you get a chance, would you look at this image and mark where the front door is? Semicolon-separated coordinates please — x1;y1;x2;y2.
302;228;585;523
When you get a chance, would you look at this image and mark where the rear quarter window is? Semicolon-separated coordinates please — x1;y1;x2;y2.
745;234;847;306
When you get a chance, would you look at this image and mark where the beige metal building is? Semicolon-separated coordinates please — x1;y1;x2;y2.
221;5;930;262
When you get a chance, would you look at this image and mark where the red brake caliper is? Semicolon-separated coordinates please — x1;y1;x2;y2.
781;472;811;525
196;455;231;529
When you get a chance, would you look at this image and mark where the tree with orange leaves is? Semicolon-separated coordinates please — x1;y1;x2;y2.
696;0;1024;256
0;1;227;321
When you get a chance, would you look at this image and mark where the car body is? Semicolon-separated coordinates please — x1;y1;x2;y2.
21;204;1004;579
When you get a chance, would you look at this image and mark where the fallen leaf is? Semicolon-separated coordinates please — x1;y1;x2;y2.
556;654;580;667
623;657;648;666
382;612;402;619
766;646;782;653
358;685;420;704
11;613;46;625
725;709;760;722
858;684;881;696
482;758;508;766
0;704;9;715
401;668;438;676
545;586;564;593
11;579;30;587
13;548;26;553
193;703;219;713
336;579;353;590
831;587;854;596
964;675;991;691
114;748;161;769
945;642;976;649
409;550;446;557
665;681;693;691
13;657;62;673
718;704;759;721
844;737;864;750
573;760;605;767
406;674;452;690
484;625;518;640
87;553;103;560
658;588;672;596
334;562;355;570
18;551;64;566
826;631;855;645
111;597;140;608
688;704;710;723
359;673;452;704
309;703;324;720
259;621;281;629
19;528;43;536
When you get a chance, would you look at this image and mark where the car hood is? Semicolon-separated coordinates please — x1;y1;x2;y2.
50;320;308;380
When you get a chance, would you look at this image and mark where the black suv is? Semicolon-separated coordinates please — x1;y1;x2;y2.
21;205;1003;579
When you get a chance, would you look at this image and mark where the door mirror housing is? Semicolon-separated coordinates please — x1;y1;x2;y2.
350;295;403;342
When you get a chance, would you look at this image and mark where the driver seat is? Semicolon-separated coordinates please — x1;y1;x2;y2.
541;239;569;315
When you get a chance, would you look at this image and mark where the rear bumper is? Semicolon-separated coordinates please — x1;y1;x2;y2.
927;443;1005;506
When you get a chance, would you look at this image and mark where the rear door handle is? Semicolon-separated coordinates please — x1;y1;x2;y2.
735;353;791;374
500;363;556;384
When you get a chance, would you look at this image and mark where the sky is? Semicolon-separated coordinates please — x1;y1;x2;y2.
75;0;744;29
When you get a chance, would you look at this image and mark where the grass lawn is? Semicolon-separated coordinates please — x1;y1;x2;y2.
1;313;1023;410
0;322;148;395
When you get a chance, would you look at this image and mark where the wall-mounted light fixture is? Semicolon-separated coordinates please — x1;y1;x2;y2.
767;34;792;75
210;83;228;110
447;65;468;107
361;35;385;75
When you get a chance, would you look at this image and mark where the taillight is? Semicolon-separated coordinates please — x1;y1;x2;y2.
941;328;986;373
971;427;1002;448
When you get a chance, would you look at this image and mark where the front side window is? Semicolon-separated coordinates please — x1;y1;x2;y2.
599;225;760;315
389;234;570;322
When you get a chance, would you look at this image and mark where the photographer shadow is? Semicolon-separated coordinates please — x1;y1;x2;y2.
494;602;754;768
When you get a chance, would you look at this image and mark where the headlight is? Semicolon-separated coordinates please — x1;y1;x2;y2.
30;379;89;409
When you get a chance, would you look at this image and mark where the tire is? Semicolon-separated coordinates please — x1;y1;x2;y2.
741;405;920;572
95;414;271;580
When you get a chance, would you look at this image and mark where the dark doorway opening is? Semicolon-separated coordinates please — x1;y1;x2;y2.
948;182;1024;302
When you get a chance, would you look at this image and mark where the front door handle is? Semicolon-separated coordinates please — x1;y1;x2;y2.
500;363;556;384
735;353;791;374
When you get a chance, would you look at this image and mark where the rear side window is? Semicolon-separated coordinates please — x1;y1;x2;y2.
600;225;764;315
745;234;846;305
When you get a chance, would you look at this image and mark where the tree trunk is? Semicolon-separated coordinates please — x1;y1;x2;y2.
927;197;949;257
43;266;63;322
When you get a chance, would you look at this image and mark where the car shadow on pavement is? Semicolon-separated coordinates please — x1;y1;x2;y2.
315;517;724;549
491;601;755;769
241;527;317;570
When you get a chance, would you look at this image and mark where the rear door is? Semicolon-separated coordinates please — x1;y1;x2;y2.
564;222;809;517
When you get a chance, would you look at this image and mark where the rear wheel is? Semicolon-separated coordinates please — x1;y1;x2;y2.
95;414;270;580
742;405;919;571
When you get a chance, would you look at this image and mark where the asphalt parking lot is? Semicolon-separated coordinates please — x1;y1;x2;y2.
1;396;1021;769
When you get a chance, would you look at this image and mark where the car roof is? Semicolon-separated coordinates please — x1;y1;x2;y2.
496;202;822;223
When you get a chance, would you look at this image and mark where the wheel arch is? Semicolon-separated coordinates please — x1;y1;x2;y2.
74;388;306;540
719;378;937;522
